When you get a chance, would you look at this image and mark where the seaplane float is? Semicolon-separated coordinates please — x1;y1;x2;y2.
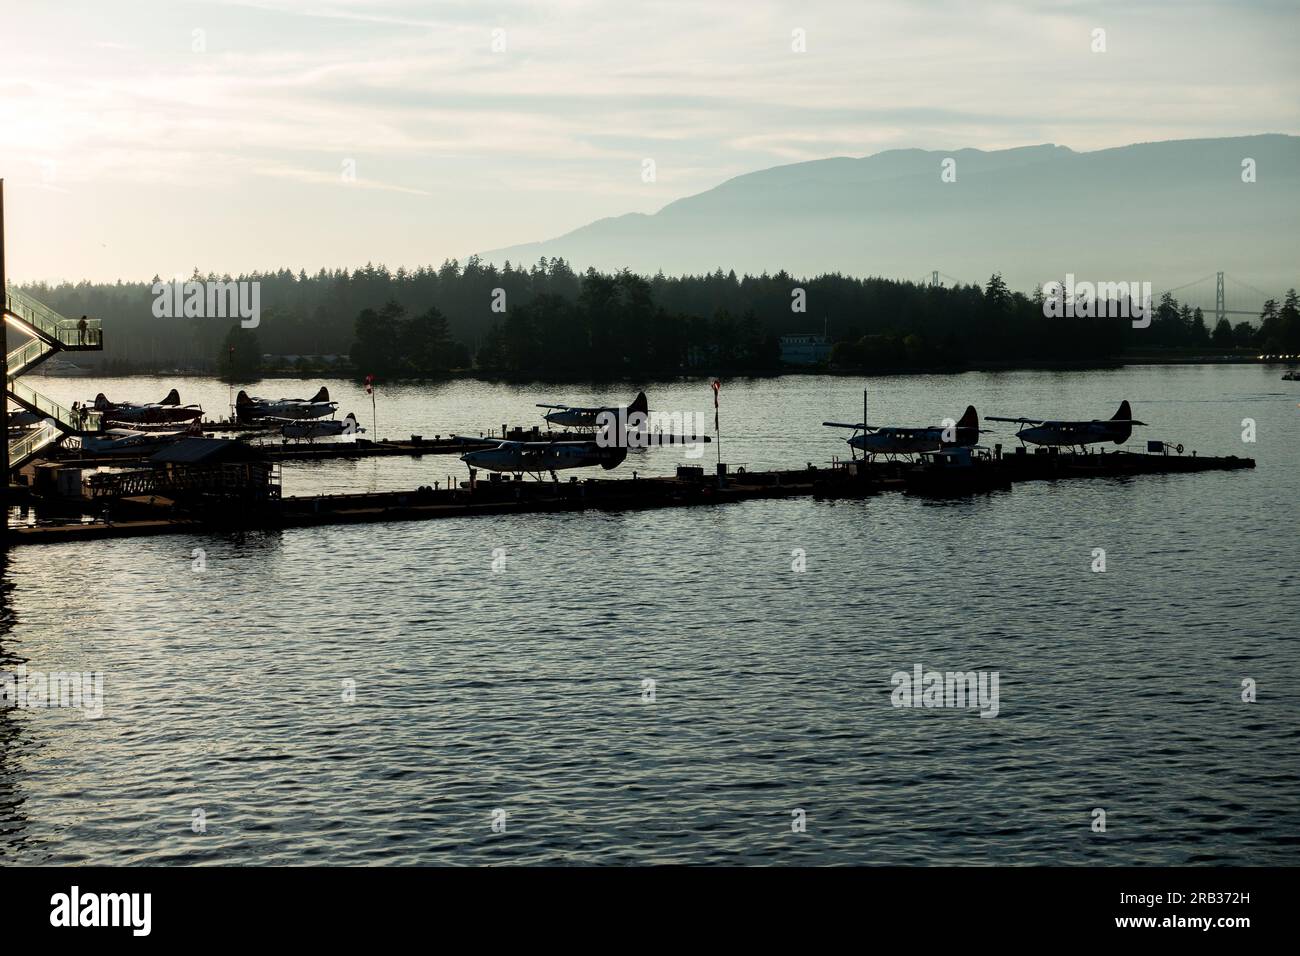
92;389;203;427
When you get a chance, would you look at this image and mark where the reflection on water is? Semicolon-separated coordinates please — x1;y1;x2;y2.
2;367;1298;864
0;551;34;861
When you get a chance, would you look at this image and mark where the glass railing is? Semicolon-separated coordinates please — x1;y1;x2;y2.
6;337;53;377
8;421;62;468
7;378;102;432
3;284;102;348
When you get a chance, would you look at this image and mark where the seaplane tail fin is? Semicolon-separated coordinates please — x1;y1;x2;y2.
600;445;629;470
93;393;111;410
161;388;181;405
627;391;648;417
309;386;330;403
954;405;980;445
1111;400;1133;443
235;390;251;404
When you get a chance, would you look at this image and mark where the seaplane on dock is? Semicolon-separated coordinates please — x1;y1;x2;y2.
92;388;203;427
984;400;1146;452
823;404;984;461
456;436;628;481
275;412;364;441
536;391;648;431
78;425;197;457
235;386;338;423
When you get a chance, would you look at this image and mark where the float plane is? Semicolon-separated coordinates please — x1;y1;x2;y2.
278;413;364;440
985;400;1146;450
235;386;338;422
79;425;195;456
458;437;628;480
823;405;983;459
536;391;648;430
92;389;203;426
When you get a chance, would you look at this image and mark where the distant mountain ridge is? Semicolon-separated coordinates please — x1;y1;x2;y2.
478;135;1300;293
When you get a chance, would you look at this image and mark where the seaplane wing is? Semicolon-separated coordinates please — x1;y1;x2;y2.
822;421;876;431
263;410;349;426
984;416;1045;425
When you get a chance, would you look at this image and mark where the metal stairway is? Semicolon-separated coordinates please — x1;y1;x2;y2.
4;283;104;471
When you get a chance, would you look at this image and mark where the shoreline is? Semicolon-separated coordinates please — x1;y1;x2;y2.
41;354;1294;382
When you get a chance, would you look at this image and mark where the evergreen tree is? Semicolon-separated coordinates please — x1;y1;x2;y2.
1211;317;1234;348
1190;306;1209;344
219;325;262;380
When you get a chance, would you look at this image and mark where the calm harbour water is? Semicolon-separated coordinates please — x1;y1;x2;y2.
2;366;1297;865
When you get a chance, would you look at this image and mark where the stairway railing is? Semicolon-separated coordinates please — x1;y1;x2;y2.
7;337;54;378
8;421;64;470
7;378;102;433
3;284;103;349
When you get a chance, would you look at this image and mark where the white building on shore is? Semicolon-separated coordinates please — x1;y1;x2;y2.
779;333;833;365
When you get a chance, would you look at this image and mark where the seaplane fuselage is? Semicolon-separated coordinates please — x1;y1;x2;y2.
279;413;362;439
460;439;626;475
1014;422;1128;447
851;427;946;455
258;400;336;421
543;408;601;429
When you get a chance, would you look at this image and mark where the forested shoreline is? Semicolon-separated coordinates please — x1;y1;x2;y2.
17;258;1299;380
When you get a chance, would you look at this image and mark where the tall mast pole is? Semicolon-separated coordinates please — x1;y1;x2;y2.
861;387;867;465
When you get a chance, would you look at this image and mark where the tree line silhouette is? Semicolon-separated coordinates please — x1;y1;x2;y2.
16;259;1298;379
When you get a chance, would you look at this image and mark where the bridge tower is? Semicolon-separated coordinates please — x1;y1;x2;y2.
932;270;939;288
1215;271;1226;325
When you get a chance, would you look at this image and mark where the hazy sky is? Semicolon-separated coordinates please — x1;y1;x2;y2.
1;0;1295;282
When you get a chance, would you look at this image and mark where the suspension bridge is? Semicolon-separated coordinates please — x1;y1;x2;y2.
916;270;1282;323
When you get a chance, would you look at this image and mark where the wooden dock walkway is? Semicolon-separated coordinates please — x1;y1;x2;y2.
4;448;1255;546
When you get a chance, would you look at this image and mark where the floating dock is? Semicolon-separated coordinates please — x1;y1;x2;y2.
54;428;710;468
5;447;1255;546
54;434;496;469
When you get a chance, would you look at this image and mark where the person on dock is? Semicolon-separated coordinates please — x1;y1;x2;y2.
77;315;88;344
